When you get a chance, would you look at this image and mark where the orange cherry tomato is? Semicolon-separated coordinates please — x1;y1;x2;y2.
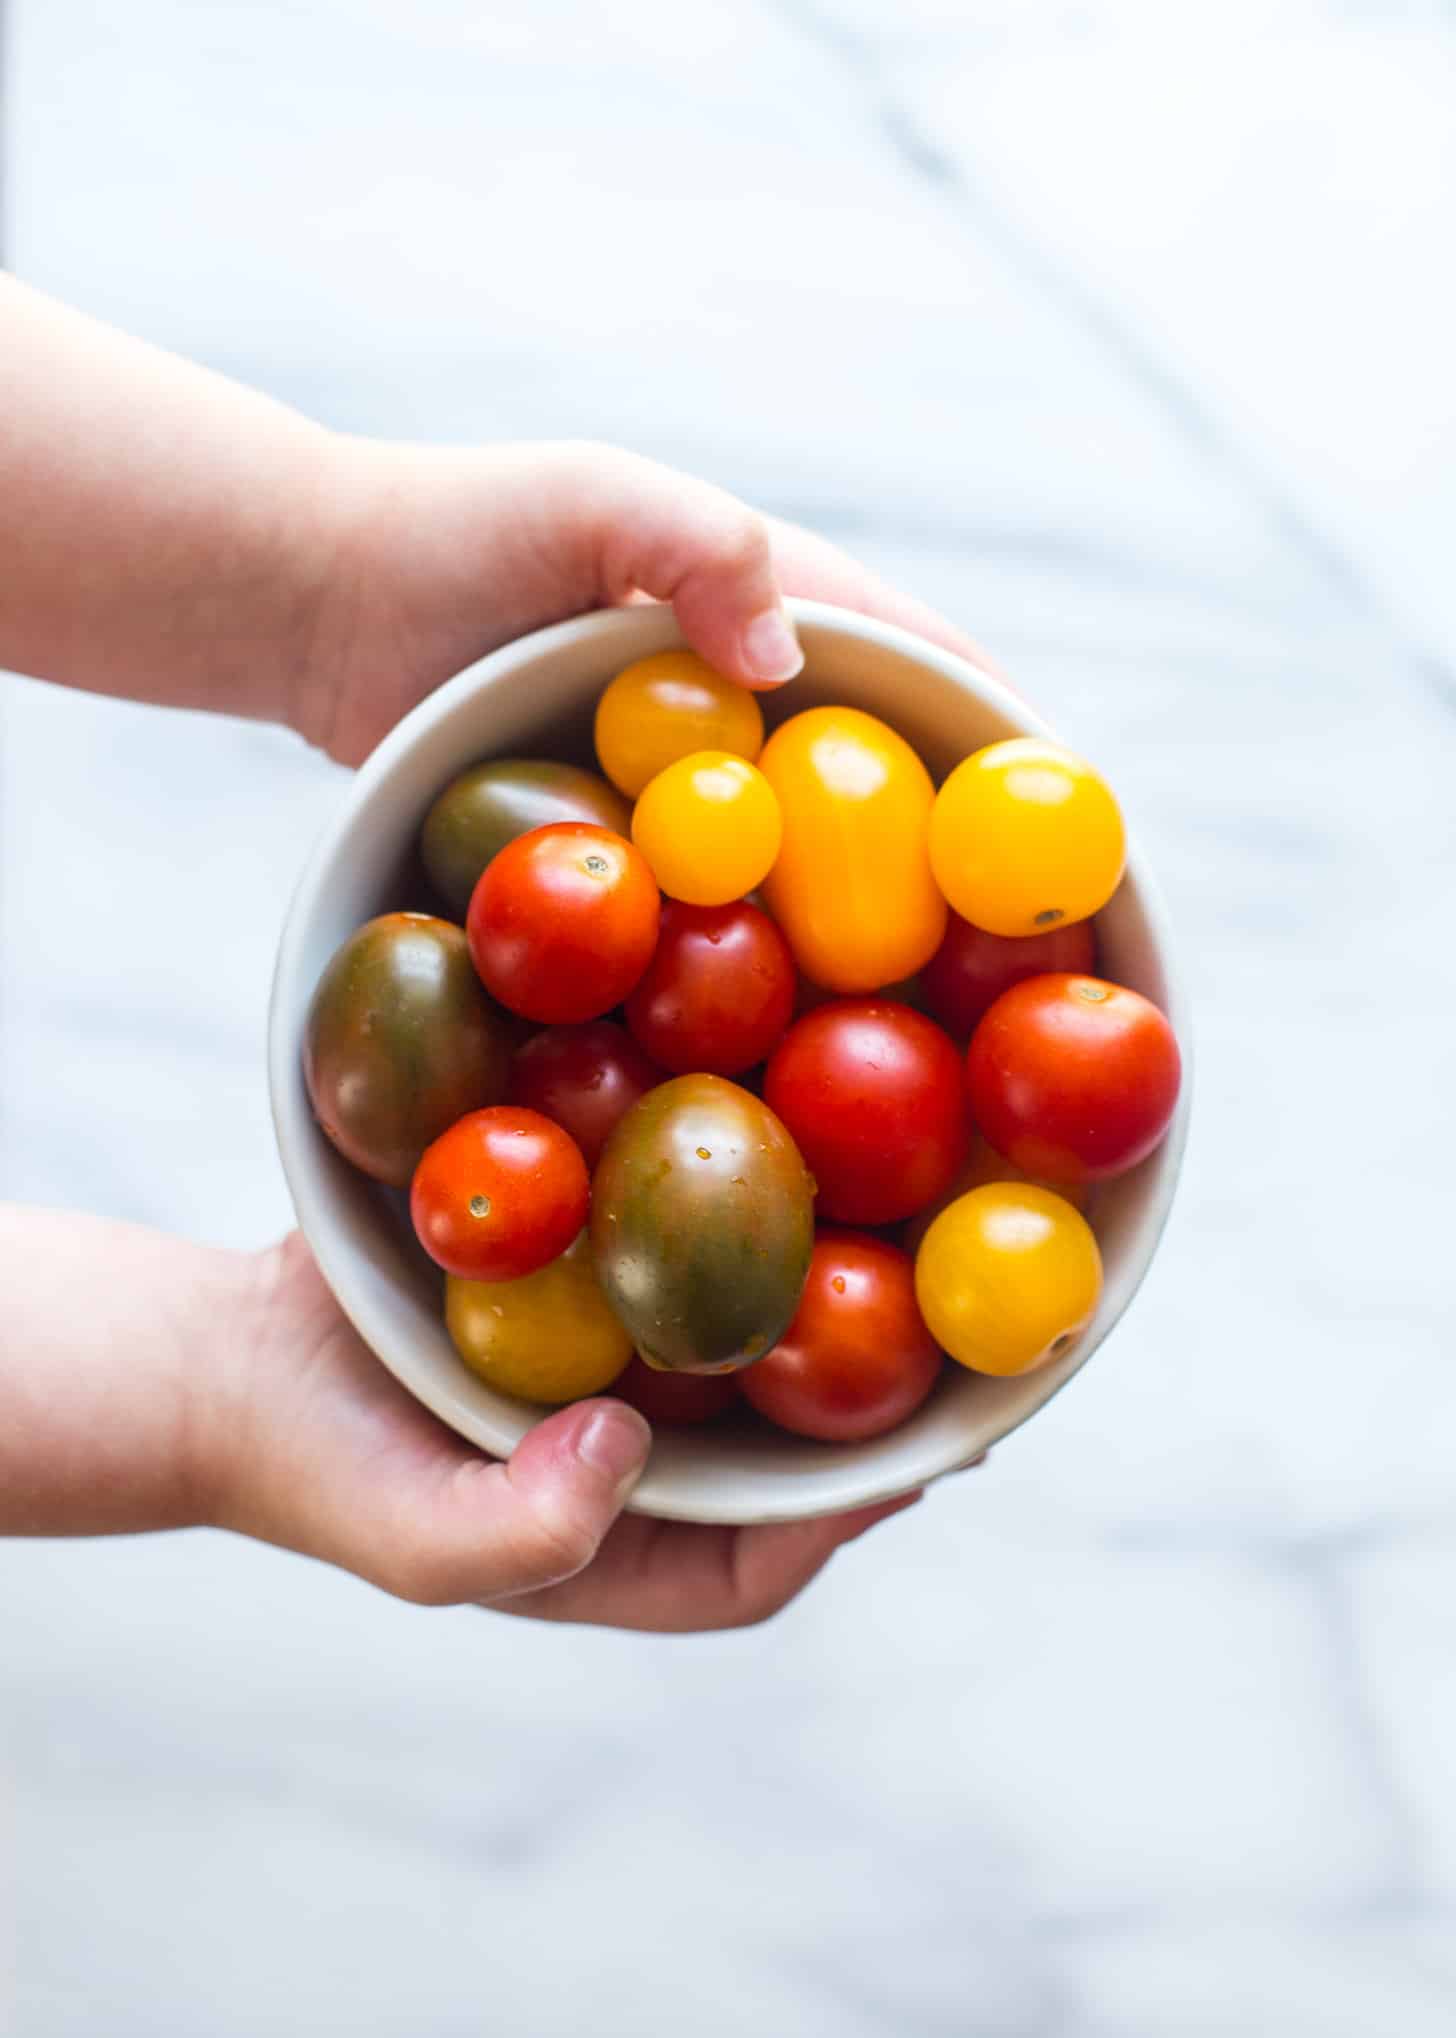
929;739;1124;937
631;751;781;906
595;651;764;799
758;706;946;992
914;1183;1102;1378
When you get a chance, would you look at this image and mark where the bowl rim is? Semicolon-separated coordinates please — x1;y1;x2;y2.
269;597;1191;1522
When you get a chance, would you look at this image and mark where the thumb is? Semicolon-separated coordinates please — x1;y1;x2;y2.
370;1398;652;1607
513;442;805;688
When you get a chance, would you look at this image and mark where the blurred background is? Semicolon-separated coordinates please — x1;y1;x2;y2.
2;2;1453;2032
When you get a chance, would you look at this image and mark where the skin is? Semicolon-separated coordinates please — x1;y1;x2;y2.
0;274;996;1630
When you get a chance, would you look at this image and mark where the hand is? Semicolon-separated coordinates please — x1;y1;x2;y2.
297;437;999;764
208;1235;922;1631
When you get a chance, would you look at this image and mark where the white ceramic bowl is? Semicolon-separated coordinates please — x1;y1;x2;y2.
269;599;1189;1524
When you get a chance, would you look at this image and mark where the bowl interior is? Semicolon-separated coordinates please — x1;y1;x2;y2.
270;600;1188;1524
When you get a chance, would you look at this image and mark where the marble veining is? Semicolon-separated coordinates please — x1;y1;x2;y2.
2;3;1453;2033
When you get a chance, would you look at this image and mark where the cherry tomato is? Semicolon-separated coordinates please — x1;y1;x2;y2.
505;1020;662;1169
740;1230;942;1442
967;973;1181;1185
467;823;659;1024
625;899;795;1076
630;751;781;906
759;706;946;992
929;738;1125;937
595;650;764;798
611;1353;741;1427
901;1136;1090;1256
411;1106;589;1280
763;1000;969;1226
446;1232;631;1403
914;1184;1101;1377
921;912;1097;1039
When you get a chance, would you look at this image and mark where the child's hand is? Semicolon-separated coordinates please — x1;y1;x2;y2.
292;437;997;764
0;1207;919;1630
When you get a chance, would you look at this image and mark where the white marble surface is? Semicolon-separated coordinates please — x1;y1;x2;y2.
3;3;1454;2032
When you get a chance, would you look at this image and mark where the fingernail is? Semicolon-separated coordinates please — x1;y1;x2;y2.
956;1451;990;1474
741;608;804;684
575;1405;651;1498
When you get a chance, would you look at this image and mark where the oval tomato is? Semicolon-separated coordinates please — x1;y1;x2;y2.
921;913;1096;1039
966;973;1181;1184
590;1075;814;1373
929;739;1124;937
445;1232;632;1404
625;899;795;1076
467;823;660;1024
914;1183;1101;1376
506;1020;662;1169
595;650;763;799
631;751;781;906
304;914;511;1186
611;1353;741;1427
411;1106;589;1280
740;1229;942;1442
764;1000;969;1226
758;706;946;992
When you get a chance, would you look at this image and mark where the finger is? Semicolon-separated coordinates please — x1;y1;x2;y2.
760;512;1009;684
364;1397;652;1607
500;1488;923;1632
522;443;804;687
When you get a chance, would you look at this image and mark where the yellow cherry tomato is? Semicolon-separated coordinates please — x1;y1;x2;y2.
445;1232;632;1404
902;1137;1090;1255
758;706;947;992
595;651;764;799
914;1183;1102;1377
631;751;782;906
928;738;1125;937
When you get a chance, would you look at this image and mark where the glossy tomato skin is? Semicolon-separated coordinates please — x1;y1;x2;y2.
421;759;630;917
445;1232;632;1404
921;914;1097;1039
914;1184;1102;1377
758;706;947;993
467;823;660;1025
410;1106;590;1280
740;1229;942;1443
966;973;1182;1185
763;1001;970;1226
929;739;1125;937
625;899;796;1076
595;651;763;799
610;1353;741;1427
304;914;511;1186
630;752;781;906
590;1074;814;1373
506;1020;662;1169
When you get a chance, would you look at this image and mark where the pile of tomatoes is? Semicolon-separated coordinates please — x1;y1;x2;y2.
304;649;1181;1446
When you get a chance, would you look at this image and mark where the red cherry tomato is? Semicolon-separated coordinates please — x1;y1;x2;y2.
966;973;1182;1185
467;823;660;1024
410;1106;589;1280
921;913;1096;1039
763;1001;969;1225
506;1020;662;1170
611;1353;742;1428
740;1229;942;1442
625;899;796;1076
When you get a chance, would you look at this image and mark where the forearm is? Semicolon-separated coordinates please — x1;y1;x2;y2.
0;276;339;729
0;1204;243;1535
